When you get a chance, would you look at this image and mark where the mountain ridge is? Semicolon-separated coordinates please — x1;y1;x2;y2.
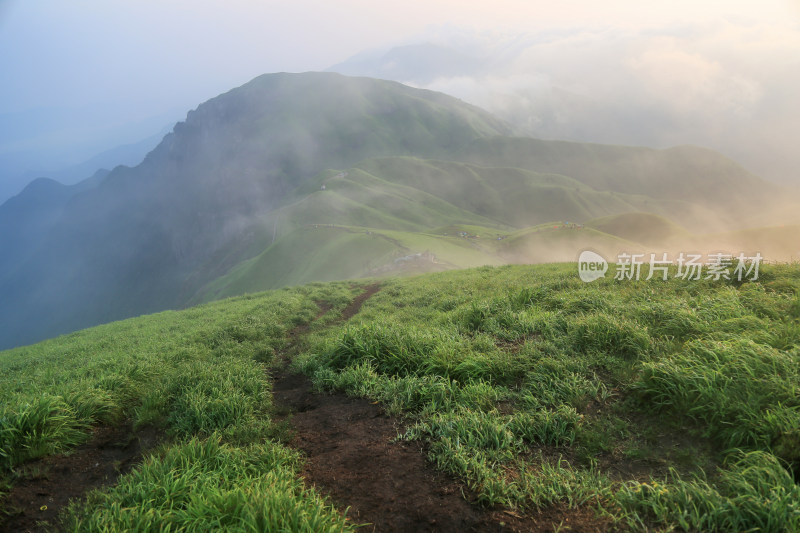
0;72;512;348
0;72;791;349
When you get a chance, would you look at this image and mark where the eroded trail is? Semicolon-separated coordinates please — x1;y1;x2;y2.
273;374;503;532
271;284;533;532
0;425;159;533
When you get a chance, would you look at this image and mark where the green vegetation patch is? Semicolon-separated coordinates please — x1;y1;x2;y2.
3;262;799;531
1;282;358;530
65;436;351;532
298;263;800;531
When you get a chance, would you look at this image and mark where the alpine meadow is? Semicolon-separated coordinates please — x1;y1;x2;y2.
2;3;800;532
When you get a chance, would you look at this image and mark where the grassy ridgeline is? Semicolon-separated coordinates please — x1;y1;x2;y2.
299;263;800;531
1;263;799;530
0;282;358;531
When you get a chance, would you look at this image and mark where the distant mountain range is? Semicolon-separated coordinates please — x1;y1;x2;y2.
328;38;800;187
0;107;179;204
0;72;794;349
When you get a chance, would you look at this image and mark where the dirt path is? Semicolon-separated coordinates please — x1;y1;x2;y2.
2;284;608;532
271;283;545;532
340;282;382;320
0;425;159;533
273;374;516;532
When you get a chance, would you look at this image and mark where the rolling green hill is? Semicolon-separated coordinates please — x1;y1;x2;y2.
462;137;776;225
0;73;511;349
354;156;681;227
2;263;799;531
190;154;794;301
0;72;795;350
585;213;691;247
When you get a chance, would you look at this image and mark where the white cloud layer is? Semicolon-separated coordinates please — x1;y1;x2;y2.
408;21;800;183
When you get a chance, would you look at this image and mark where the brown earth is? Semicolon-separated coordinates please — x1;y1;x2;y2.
340;282;383;321
0;424;160;533
272;283;614;532
1;282;616;532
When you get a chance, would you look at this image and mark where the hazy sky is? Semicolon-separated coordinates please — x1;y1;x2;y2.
1;0;798;198
2;1;796;113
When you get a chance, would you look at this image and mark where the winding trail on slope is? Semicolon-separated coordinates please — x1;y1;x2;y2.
270;283;537;532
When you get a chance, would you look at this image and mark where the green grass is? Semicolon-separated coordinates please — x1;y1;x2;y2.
64;436;352;532
296;263;800;531
1;281;358;531
616;451;800;532
183;153;800;308
2;262;800;530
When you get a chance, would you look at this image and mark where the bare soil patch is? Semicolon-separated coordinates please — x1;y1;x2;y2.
272;284;613;532
0;424;160;533
274;371;613;532
341;283;382;321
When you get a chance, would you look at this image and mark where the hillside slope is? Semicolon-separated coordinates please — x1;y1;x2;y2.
0;72;792;349
0;73;510;349
191;153;791;302
2;264;799;531
462;137;776;229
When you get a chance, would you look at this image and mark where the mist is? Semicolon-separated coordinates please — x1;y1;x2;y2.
1;3;799;349
332;20;800;185
2;2;798;202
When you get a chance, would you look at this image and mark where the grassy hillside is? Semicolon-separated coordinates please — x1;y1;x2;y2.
0;72;511;350
462;137;776;227
271;166;507;233
197;199;800;304
354;156;701;228
2;263;799;531
194;154;782;302
0;281;362;531
2;73;795;352
197;227;397;301
194;225;504;303
585;213;690;247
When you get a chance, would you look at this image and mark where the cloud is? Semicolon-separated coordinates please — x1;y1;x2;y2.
399;21;800;184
